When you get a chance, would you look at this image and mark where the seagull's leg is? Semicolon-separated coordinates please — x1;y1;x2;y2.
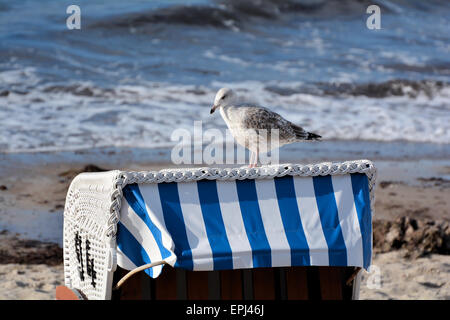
249;151;259;168
252;143;260;168
249;151;255;168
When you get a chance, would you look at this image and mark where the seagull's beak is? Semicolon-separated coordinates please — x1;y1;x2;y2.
210;105;217;114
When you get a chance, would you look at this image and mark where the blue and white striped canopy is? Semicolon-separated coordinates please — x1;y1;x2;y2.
116;173;372;278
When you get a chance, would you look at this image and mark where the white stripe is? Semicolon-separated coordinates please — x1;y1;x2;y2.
119;198;164;274
331;175;364;267
117;246;164;277
216;180;253;269
254;179;291;267
177;182;214;271
292;176;329;265
116;246;138;271
139;184;176;265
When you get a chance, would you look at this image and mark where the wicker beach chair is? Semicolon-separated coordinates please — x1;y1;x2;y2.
57;160;376;300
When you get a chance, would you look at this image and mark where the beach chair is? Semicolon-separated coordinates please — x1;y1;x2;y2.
57;160;376;300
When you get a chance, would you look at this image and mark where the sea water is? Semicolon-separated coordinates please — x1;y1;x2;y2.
0;0;449;153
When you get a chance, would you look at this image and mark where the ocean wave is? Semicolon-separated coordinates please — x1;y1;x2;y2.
1;77;449;153
92;4;240;30
265;80;449;99
91;0;398;31
4;79;447;102
91;0;450;32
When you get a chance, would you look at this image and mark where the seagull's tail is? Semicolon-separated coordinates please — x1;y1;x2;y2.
291;123;321;141
306;132;321;141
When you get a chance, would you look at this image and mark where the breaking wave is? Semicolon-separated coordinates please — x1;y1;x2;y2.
91;0;399;31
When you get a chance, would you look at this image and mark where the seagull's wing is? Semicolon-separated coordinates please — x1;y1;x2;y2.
239;105;315;141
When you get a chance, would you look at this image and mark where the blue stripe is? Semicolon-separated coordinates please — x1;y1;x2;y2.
122;184;172;260
158;182;193;270
312;175;348;266
351;173;372;269
274;176;311;266
235;179;272;268
117;221;153;277
197;180;234;270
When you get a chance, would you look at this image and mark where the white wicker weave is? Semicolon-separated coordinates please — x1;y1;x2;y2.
63;160;376;300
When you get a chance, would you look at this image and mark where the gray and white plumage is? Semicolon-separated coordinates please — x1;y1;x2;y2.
210;87;321;165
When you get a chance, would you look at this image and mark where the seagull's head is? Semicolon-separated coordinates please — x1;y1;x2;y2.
210;87;236;114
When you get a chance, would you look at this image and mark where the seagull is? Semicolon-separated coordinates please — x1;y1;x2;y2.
210;87;321;167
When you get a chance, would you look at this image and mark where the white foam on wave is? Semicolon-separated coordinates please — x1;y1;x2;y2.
0;67;41;87
238;81;450;144
0;73;449;153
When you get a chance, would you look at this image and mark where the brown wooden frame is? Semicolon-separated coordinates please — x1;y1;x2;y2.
112;266;360;300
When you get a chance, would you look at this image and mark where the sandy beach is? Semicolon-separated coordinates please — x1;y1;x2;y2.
0;146;448;300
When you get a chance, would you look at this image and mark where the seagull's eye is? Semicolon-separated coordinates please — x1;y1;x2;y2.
221;95;227;100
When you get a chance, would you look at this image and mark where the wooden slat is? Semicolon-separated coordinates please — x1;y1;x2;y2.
275;268;287;300
221;270;242;300
141;272;153;300
306;266;321;300
318;266;343;300
286;267;309;300
208;271;221;300
112;268;125;300
176;269;187;300
187;271;209;300
242;269;254;300
155;266;177;300
252;268;275;300
343;267;359;300
118;268;143;300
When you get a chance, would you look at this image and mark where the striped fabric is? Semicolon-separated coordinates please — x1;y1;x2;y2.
116;173;372;278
